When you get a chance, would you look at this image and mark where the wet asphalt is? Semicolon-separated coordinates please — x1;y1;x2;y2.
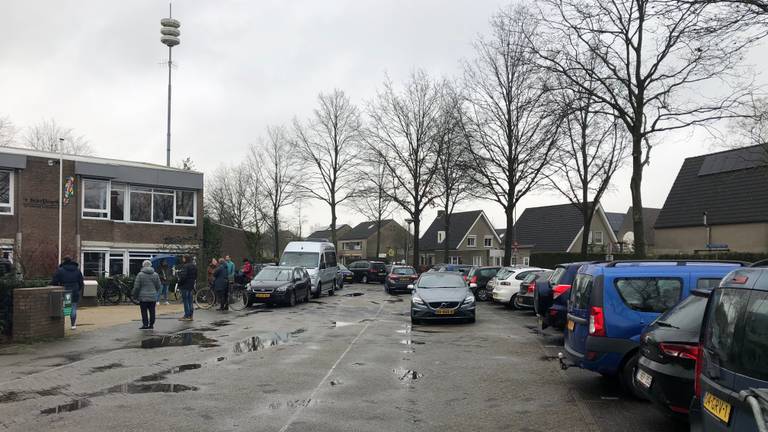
0;283;685;432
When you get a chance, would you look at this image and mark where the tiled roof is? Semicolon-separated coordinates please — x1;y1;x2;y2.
339;220;398;240
420;210;485;251
618;207;660;245
605;212;626;235
512;203;583;252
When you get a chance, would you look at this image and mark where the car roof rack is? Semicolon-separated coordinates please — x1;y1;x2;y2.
605;260;748;267
749;259;768;268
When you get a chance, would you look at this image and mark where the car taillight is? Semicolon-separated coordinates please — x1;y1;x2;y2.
659;343;700;361
694;343;704;398
527;282;535;293
389;275;399;281
552;284;571;299
470;275;478;284
589;306;606;336
369;268;377;273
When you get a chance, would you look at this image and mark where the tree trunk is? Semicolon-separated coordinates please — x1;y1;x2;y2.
503;205;514;266
581;207;594;256
630;134;646;258
443;212;451;264
273;208;280;261
412;217;421;269
330;205;337;250
376;218;382;259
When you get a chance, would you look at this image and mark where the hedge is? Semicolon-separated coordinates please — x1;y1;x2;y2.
0;278;51;339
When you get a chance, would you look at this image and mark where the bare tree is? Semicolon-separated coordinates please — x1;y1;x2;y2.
23;119;93;155
366;71;446;268
463;5;561;266
350;155;396;260
0;116;16;147
252;125;302;259
205;163;260;231
548;73;629;254
535;0;758;256
293;89;362;250
434;87;475;264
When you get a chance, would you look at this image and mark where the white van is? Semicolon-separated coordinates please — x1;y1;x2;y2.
279;240;338;298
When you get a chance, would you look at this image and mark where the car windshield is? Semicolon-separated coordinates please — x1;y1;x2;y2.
392;267;416;275
254;268;292;281
549;267;566;284
521;272;539;284
339;264;348;271
496;267;514;280
418;273;466;289
654;293;708;332
280;252;318;268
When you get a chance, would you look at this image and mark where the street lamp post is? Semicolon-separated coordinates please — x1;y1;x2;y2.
160;3;181;167
57;138;63;264
405;218;413;266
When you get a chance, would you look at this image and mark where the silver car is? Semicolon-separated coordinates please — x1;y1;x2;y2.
409;272;476;324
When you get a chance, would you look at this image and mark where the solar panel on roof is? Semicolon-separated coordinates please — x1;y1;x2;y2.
698;146;767;176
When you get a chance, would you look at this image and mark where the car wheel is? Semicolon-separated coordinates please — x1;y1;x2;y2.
288;290;296;307
313;283;321;299
508;293;519;310
245;295;254;308
476;288;489;302
361;274;368;284
620;351;648;400
513;295;525;309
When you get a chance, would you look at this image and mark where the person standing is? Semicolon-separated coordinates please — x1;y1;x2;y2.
207;258;218;287
177;255;197;321
241;258;254;282
133;260;161;330
156;259;170;305
225;255;235;284
213;258;229;310
50;256;84;330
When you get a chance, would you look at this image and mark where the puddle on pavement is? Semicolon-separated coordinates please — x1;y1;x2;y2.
232;333;290;353
40;399;91;415
343;292;364;297
99;383;198;395
290;328;306;336
540;355;560;362
137;364;202;382
393;368;423;381
268;399;313;409
0;385;67;404
210;320;232;327
140;332;218;349
330;379;342;386
308;301;324;305
399;339;425;345
385;298;404;303
90;363;123;373
370;301;380;304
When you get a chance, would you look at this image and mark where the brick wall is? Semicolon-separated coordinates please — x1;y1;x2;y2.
12;286;65;341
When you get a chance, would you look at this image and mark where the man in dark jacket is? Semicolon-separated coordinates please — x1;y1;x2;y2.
213;258;229;310
51;257;85;330
177;255;197;321
156;259;170;305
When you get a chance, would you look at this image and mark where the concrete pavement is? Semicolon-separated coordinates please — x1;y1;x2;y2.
0;283;684;432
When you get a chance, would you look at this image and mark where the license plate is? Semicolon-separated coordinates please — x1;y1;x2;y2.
703;392;732;424
400;278;409;282
255;293;270;298
567;320;575;331
435;308;455;315
635;369;653;388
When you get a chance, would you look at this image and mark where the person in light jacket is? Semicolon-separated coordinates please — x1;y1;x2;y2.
133;260;161;329
212;258;229;310
50;257;85;330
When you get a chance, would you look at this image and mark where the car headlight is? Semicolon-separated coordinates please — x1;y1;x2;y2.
276;285;288;292
412;295;425;305
463;295;475;305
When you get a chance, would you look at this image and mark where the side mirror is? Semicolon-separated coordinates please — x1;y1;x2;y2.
469;283;478;289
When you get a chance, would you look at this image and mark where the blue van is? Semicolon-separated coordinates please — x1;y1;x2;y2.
561;260;745;397
691;266;768;431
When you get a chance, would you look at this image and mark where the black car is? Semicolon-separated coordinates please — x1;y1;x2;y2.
410;272;476;324
514;271;552;310
348;260;387;283
691;267;768;432
636;288;713;420
245;266;311;307
466;266;501;301
384;266;418;294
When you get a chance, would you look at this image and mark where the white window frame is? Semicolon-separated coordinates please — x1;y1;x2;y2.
467;235;477;248
437;231;445;244
0;170;13;215
523;256;530;266
483;236;493;248
81;178;110;219
450;256;460;265
593;231;604;245
473;255;483;266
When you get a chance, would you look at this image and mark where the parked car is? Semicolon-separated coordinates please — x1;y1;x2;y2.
491;266;548;306
514;271;553;310
280;240;338;298
245;266;311;307
561;260;745;398
253;263;276;275
690;266;768;432
385;266;418;294
410;272;476;324
337;264;354;287
348;260;388;283
434;264;473;279
535;261;600;330
636;287;716;420
467;266;501;301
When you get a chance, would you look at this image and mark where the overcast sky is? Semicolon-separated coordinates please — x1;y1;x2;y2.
1;0;766;235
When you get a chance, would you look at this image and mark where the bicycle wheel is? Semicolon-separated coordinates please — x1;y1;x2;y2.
103;285;122;305
168;286;182;303
228;284;247;311
195;288;215;310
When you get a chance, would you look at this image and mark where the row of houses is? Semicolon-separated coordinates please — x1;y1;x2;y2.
313;144;768;266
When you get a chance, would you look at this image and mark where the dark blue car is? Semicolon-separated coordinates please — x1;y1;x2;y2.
535;262;599;330
561;260;744;397
691;266;768;431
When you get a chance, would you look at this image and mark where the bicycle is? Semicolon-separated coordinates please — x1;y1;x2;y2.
102;276;139;305
194;285;216;310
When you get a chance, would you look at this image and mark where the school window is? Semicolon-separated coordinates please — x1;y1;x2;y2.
82;179;109;219
0;170;12;214
467;235;477;248
437;231;445;243
82;251;107;277
484;236;493;247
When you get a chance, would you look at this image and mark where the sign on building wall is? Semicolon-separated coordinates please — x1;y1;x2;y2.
63;176;75;206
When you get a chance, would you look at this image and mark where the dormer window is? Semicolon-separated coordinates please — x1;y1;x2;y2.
437;231;445;243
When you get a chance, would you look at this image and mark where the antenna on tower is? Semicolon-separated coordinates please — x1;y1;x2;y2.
161;2;181;167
